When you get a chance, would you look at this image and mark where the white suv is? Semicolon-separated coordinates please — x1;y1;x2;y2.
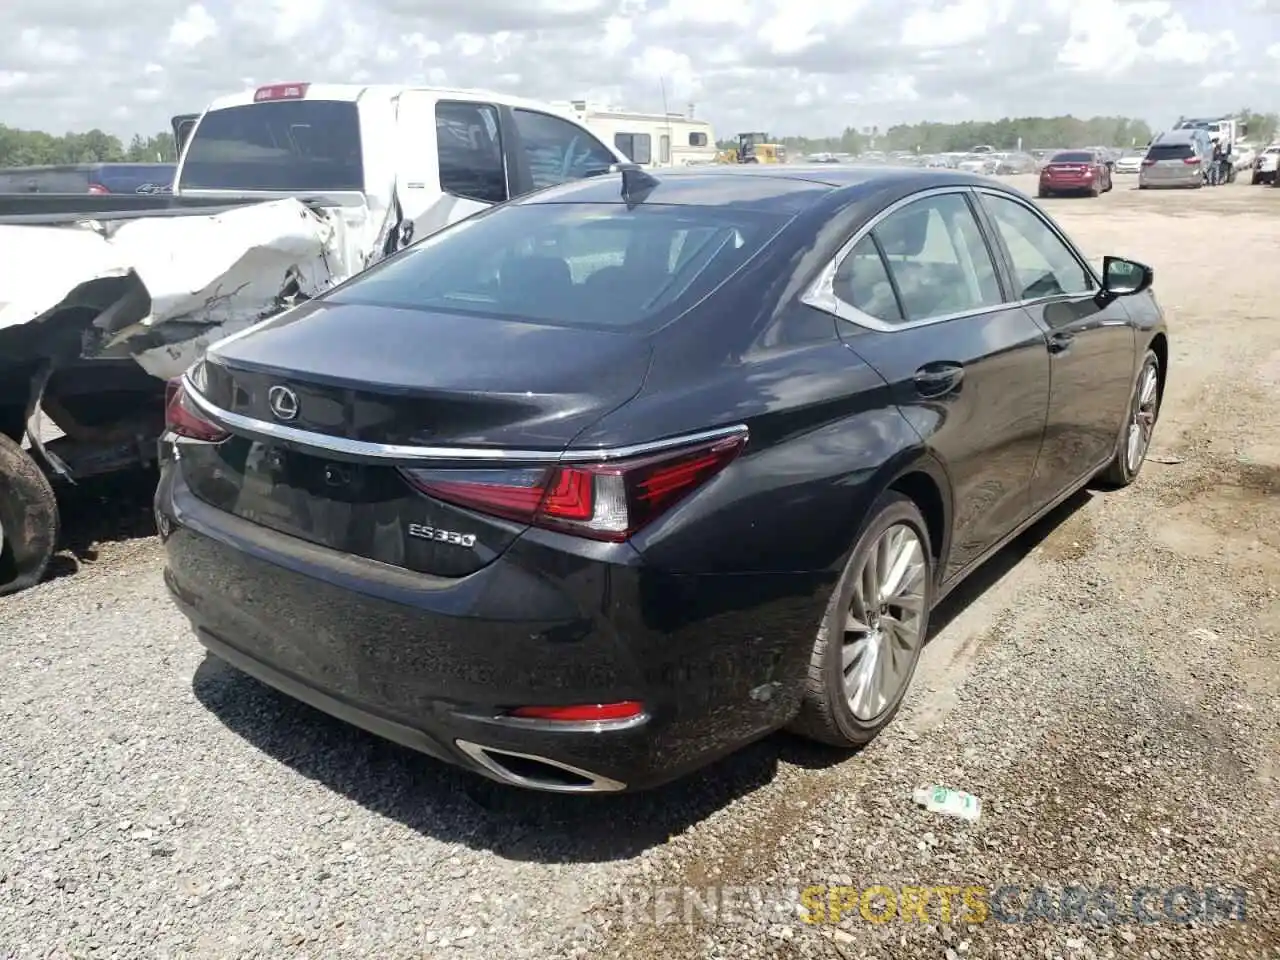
1251;144;1280;185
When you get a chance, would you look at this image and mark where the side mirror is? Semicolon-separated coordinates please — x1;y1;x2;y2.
1101;256;1153;297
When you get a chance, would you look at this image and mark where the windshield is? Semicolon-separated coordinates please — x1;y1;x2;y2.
179;100;363;192
326;202;790;331
1050;152;1094;163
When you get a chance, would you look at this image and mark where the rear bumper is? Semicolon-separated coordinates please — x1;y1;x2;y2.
156;463;828;793
1040;177;1096;191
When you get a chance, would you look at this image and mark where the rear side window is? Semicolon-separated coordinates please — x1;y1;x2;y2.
843;193;1002;323
834;235;903;324
614;133;652;165
1147;142;1194;161
180;100;364;191
326;202;789;331
436;101;507;204
512;109;617;189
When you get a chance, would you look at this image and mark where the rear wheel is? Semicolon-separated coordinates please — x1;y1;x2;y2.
0;433;59;597
1098;349;1161;488
789;493;933;748
1038;188;1051;199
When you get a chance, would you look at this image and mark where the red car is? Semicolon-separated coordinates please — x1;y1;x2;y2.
1038;150;1113;198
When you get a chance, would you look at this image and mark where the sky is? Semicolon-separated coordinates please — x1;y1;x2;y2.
2;0;1279;140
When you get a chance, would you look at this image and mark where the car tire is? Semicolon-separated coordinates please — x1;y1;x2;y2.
789;492;934;749
0;432;59;597
1038;189;1051;199
1252;173;1261;185
1098;348;1161;489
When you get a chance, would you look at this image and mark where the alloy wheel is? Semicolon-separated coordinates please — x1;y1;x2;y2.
1126;363;1159;472
841;523;928;721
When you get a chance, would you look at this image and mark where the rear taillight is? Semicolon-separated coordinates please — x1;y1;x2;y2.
1183;157;1200;165
401;433;747;542
87;183;109;194
1141;159;1156;166
164;378;229;442
507;702;644;723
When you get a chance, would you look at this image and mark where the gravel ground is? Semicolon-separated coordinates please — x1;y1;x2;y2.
2;176;1278;960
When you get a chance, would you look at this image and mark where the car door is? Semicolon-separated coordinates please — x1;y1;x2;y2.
973;187;1136;506
502;107;622;195
393;94;512;244
814;187;1052;581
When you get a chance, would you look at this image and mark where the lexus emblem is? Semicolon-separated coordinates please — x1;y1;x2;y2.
267;385;300;422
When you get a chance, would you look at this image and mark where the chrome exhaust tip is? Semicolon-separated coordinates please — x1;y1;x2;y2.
455;739;626;793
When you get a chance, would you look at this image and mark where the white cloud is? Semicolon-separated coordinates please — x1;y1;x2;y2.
167;3;218;48
0;0;1269;141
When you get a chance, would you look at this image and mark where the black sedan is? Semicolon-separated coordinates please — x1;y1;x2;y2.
156;165;1167;794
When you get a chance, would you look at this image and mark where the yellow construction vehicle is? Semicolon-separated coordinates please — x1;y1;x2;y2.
718;132;788;164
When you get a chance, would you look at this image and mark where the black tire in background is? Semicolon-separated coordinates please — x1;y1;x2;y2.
0;433;59;597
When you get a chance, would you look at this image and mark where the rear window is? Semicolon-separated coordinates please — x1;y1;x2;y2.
179;100;363;191
326;202;789;331
1147;143;1194;161
1050;152;1094;163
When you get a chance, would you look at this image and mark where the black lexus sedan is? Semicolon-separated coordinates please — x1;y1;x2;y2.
156;164;1167;794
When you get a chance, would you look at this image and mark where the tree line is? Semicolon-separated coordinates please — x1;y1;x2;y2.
0;126;178;168
721;107;1280;155
5;105;1278;170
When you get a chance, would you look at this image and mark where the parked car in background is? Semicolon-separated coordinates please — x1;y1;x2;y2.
957;154;999;175
992;152;1038;174
156;165;1168;794
1139;130;1210;189
1113;150;1145;174
0;162;177;195
1038;150;1114;197
1251;144;1280;185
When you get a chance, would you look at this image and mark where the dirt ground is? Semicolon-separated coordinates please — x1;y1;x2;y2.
1;173;1277;960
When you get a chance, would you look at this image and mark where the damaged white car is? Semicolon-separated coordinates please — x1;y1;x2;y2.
0;81;629;595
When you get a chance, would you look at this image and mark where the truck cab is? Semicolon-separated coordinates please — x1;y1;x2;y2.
175;83;630;265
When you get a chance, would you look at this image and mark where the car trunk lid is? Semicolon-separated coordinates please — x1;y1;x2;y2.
179;299;652;577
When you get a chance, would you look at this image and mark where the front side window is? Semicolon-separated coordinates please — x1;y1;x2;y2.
859;192;1003;323
326;202;789;331
614;133;652;165
511;109;617;189
435;101;506;204
980;193;1093;300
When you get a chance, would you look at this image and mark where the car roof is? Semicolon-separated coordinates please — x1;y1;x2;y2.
513;165;1003;214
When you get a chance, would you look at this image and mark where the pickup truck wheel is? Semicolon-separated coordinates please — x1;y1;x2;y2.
0;433;59;597
789;492;934;748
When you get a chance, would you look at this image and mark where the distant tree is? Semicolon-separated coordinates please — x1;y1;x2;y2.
0;124;179;167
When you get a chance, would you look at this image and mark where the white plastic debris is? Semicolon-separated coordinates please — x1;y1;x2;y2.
912;785;982;822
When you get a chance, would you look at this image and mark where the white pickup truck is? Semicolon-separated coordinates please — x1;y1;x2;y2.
0;82;630;594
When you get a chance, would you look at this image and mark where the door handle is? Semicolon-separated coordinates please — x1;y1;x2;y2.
913;363;965;397
1047;332;1074;354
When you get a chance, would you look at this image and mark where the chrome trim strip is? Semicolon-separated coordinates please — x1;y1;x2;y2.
180;374;748;463
454;739;627;793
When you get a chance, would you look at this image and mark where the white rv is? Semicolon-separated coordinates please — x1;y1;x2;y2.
553;100;717;168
